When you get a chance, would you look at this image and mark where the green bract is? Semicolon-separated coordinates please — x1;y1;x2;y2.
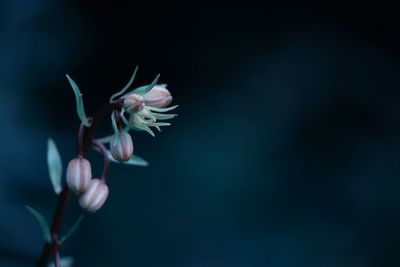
66;75;91;127
109;66;139;102
47;138;63;194
59;215;84;244
108;152;149;166
25;206;51;243
122;74;160;97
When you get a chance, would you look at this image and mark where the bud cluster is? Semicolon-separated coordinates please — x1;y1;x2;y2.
65;84;177;210
66;157;109;212
117;85;177;142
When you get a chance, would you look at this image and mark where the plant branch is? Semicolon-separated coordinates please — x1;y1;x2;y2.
36;99;123;267
82;100;124;153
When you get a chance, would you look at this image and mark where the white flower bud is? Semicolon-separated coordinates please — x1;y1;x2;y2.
124;94;145;113
143;85;172;108
66;158;92;195
79;179;109;213
111;131;134;162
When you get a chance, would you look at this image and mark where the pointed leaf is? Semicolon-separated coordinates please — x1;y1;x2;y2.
97;135;113;144
25;206;51;243
48;256;74;267
126;155;149;166
147;105;179;113
109;66;139;101
123;74;160;96
108;152;148;166
152;113;177;120
59;215;84;244
47;138;62;194
66;75;91;127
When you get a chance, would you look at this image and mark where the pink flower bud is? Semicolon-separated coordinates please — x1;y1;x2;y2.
111;131;134;162
143;85;172;108
66;157;92;195
124;94;145;113
79;179;109;213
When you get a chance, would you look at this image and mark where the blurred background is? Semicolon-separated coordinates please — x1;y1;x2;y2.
1;0;400;266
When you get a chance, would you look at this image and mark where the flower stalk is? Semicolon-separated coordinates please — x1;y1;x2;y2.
36;101;120;267
33;70;177;267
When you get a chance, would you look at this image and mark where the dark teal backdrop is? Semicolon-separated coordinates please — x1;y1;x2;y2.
1;0;400;266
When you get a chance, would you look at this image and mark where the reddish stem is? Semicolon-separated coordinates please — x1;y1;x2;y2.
83;100;124;153
77;123;86;157
92;139;110;183
36;186;70;267
52;234;61;267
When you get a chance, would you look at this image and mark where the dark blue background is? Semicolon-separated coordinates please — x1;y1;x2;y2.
1;0;400;266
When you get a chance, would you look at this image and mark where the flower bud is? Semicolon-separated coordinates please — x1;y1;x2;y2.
124;94;145;113
79;179;109;213
143;85;172;108
111;131;134;162
66;157;92;195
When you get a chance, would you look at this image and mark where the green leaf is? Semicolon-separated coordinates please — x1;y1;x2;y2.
123;74;160;96
66;75;91;127
59;215;84;244
108;152;149;167
47;138;62;194
97;135;113;144
48;256;74;267
109;66;139;101
152;113;177;120
25;206;51;243
126;155;149;166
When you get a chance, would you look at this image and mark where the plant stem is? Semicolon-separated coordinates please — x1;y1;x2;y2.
36;99;123;267
92;139;110;182
36;186;70;267
77;123;86;157
83;100;124;153
53;235;61;267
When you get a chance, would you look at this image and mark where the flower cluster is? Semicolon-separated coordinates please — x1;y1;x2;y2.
65;76;177;212
27;69;177;267
109;84;177;163
120;85;178;138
